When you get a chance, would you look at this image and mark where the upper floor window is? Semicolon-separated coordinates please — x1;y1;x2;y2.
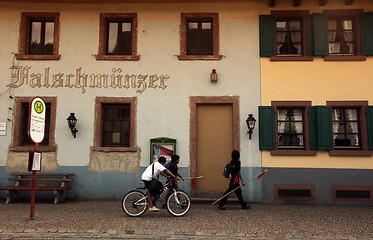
277;108;304;149
178;13;222;60
10;97;57;152
96;13;139;61
332;108;360;149
259;11;311;61
17;12;60;60
324;9;363;60
93;97;137;152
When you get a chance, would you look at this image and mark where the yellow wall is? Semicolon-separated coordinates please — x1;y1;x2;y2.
260;1;373;169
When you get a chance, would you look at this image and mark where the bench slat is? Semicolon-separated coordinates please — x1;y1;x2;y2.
10;173;75;176
8;178;74;182
0;186;71;191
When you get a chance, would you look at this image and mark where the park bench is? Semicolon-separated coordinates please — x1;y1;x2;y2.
0;172;75;204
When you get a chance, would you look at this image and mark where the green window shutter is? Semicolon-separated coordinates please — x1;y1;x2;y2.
306;15;313;56
311;13;328;56
259;106;276;150
366;106;373;150
259;15;275;57
315;106;333;151
308;106;318;150
361;12;373;56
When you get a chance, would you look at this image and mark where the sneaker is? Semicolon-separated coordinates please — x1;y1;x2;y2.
149;206;160;212
241;204;251;209
218;206;227;210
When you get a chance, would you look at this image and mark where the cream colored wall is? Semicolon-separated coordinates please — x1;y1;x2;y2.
0;2;262;169
260;1;373;169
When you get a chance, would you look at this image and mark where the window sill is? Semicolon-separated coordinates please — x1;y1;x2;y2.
271;149;316;156
16;54;60;61
270;56;313;61
323;55;367;61
178;55;223;61
95;54;140;61
92;146;138;152
329;150;372;157
10;145;57;152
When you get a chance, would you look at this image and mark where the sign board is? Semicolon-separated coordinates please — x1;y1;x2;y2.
150;137;176;163
28;97;46;144
0;122;6;136
28;151;42;172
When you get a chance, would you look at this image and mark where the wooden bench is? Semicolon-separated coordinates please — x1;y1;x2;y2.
0;172;75;204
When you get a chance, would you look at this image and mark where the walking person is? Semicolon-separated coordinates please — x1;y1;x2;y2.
161;155;184;208
218;150;250;210
141;156;175;212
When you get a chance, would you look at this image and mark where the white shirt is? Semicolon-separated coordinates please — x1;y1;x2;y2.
141;162;166;181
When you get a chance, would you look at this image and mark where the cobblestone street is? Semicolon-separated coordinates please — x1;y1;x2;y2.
0;200;372;239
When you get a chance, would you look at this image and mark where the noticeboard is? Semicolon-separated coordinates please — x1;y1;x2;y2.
150;137;176;164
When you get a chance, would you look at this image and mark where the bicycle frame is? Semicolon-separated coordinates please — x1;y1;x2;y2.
134;181;176;207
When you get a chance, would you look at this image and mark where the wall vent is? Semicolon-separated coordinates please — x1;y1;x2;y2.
332;186;373;202
274;185;315;202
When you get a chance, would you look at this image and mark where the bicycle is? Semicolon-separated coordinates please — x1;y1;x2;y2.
121;179;191;217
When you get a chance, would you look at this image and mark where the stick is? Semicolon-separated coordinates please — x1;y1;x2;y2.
137;176;203;184
211;169;268;205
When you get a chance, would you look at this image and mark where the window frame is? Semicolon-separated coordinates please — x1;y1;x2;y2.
17;12;60;60
178;13;222;61
96;13;139;61
271;101;316;156
93;97;137;152
327;101;371;156
270;10;312;61
323;9;366;61
10;97;57;152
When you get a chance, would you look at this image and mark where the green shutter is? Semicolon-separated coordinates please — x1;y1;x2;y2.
306;15;313;56
259;106;276;150
311;13;328;56
366;106;373;150
259;15;275;57
308;106;318;150
315;106;333;151
361;12;373;56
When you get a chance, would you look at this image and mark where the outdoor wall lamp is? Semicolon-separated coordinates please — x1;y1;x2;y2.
246;114;256;140
67;113;78;138
210;69;217;82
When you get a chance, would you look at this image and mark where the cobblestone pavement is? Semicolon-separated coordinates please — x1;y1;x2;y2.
0;200;373;239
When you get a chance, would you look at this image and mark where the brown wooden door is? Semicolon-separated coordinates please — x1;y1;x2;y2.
196;104;232;193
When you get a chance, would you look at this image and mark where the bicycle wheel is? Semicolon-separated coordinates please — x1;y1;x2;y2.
166;190;190;217
122;190;148;217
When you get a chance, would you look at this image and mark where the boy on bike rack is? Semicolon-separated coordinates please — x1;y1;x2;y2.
141;156;175;212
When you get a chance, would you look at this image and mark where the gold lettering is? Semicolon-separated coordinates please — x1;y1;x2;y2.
7;65;23;88
159;75;169;89
65;74;75;88
30;73;42;88
90;74;108;88
75;68;87;89
148;75;159;89
117;74;123;88
44;67;50;87
137;75;148;93
52;73;64;87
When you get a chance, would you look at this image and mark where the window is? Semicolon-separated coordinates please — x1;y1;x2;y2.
324;9;365;61
102;104;130;147
327;101;371;156
11;97;57;152
93;97;137;152
96;13;139;61
258;101;315;155
178;13;222;60
259;11;312;61
17;12;60;60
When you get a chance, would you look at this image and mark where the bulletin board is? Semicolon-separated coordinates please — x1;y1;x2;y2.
150;137;176;164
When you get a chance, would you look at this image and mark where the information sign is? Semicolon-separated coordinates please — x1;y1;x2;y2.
29;97;46;144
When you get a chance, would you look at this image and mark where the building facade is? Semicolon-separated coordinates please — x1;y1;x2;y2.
0;0;262;202
1;0;373;205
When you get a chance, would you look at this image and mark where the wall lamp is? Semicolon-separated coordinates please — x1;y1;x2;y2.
67;113;78;138
246;114;256;140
